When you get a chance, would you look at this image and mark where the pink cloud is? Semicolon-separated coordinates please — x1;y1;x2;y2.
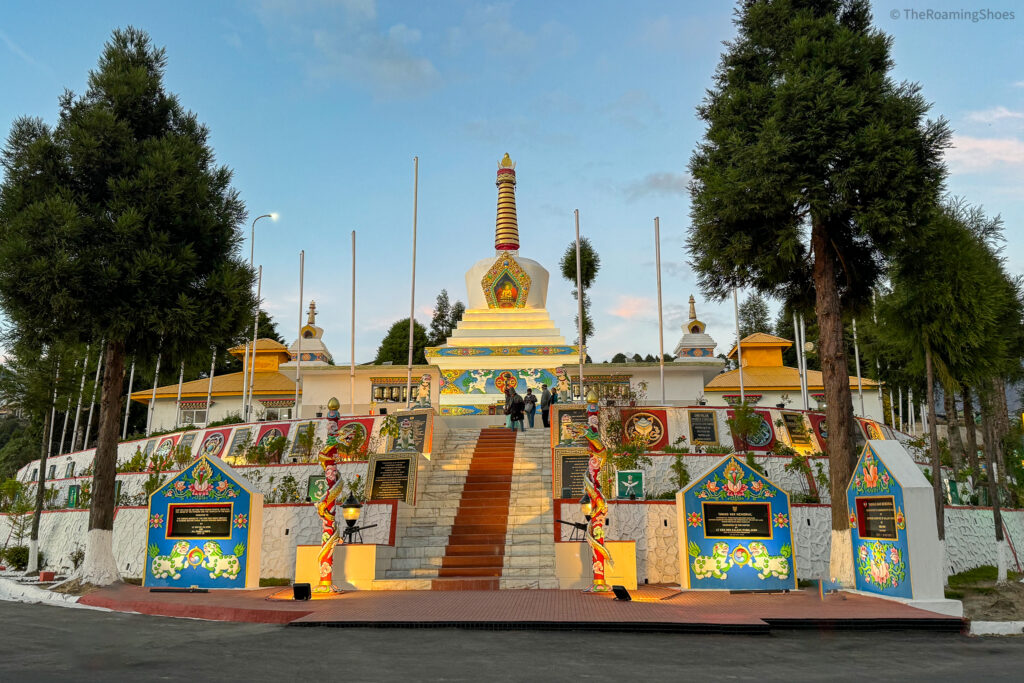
609;295;654;320
945;135;1024;172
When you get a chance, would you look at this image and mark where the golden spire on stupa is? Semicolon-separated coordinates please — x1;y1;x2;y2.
494;153;519;251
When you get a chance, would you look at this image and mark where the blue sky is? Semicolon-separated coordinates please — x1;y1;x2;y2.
1;1;1022;365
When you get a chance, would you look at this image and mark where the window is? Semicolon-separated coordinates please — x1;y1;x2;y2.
371;383;420;403
30;468;37;482
263;407;292;421
65;461;76;478
47;465;55;480
179;408;207;425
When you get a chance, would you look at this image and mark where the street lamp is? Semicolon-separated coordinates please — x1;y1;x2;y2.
242;212;278;421
580;492;592;521
341;492;363;542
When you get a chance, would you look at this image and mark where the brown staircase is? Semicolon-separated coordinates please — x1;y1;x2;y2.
432;427;517;590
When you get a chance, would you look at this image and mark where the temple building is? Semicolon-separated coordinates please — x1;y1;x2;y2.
702;332;884;420
130;339;300;432
292;155;719;415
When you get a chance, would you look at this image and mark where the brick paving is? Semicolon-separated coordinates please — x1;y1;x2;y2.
78;583;964;633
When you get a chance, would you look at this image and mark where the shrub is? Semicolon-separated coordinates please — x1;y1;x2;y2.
2;545;43;571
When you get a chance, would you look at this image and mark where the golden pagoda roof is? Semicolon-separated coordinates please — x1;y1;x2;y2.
726;333;792;359
129;371;297;404
705;365;879;391
228;338;290;355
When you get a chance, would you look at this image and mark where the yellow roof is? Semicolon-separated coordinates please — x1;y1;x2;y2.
726;333;792;359
130;371;296;404
705;365;879;391
228;338;289;354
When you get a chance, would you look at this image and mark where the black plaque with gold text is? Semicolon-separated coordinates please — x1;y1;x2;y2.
560;454;590;498
703;502;772;538
689;411;718;444
168;504;232;538
856;496;897;540
370;457;411;501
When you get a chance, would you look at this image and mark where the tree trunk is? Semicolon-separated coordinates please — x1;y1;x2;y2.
80;340;126;585
925;346;944;541
943;385;964;474
27;409;52;575
962;386;980;482
992;376;1010;476
980;386;1007;583
811;218;856;584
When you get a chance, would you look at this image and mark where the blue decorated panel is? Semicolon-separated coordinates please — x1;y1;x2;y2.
144;456;258;589
847;445;911;599
439;368;558;395
680;456;796;590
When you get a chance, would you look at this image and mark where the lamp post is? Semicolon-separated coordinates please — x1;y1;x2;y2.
341;492;362;543
242;212;277;421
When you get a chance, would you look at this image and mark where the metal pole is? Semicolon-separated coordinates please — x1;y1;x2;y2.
793;312;805;410
146;353;161;436
898;386;904;431
350;230;356;415
205;347;216;427
654;217;665;404
84;339;105;448
575;210;585;401
853;318;864;417
122;358;135;440
245;213;273;423
295;251;304;417
406;156;419;408
873;290;883;411
247;266;263;422
889;388;896;428
59;359;79;455
799;314;809;410
174;361;185;428
733;288;744;402
46;360;60;468
70;344;90;452
908;387;915;433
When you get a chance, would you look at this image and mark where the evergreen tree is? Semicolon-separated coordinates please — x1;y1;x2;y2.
426;289;465;346
0;28;256;583
686;0;948;583
610;353;628;363
559;237;601;345
738;293;772;338
374;319;428;365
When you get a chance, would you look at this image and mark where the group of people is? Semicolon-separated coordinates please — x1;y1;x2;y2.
503;383;559;431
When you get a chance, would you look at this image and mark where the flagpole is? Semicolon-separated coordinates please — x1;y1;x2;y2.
799;314;809;410
350;230;356;415
174;361;185;429
247;266;262;421
123;358;135;440
146;353;161;436
852;318;864;417
574;210;585;400
70;344;90;452
205;347;216;427
84;339;105;448
733;288;744;402
406;156;419;408
295;250;304;417
654;217;665;404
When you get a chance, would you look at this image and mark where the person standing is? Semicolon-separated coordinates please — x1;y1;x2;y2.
524;388;537;429
503;387;513;429
510;389;525;432
540;383;552;429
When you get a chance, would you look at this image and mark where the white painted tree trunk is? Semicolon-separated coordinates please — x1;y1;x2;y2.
997;538;1009;584
830;529;855;585
940;539;948;586
26;539;39;573
78;529;121;585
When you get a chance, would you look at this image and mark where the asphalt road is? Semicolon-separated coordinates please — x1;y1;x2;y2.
1;601;1023;682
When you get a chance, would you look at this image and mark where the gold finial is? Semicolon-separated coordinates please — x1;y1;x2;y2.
499;153;515;169
307;300;318;326
585;389;599;404
688;295;696;321
327;397;340;411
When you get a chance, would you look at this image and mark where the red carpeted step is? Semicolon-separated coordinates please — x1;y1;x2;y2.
441;555;504;569
437;566;503;578
445;544;504;556
429;578;500;591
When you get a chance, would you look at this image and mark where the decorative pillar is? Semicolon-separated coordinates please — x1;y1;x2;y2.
314;397;344;593
582;389;612;592
494;153;519;251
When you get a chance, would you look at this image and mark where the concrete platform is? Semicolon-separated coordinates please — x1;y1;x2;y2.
78;584;966;633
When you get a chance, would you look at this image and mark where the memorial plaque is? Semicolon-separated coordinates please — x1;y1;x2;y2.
856;496;897;540
179;432;197;452
555;407;589;446
307;474;328;503
688;411;718;445
227;428;251;460
369;457;411;501
560;454;590;498
702;502;772;539
782;413;811;446
167;503;232;538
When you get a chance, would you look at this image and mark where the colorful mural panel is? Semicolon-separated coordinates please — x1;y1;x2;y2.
256;423;291;449
726;409;776;452
481;255;531;308
438;368;558;395
678;455;796;590
198;429;231;459
846;444;912;599
622;409;668;451
387;411;431;453
144;455;262;589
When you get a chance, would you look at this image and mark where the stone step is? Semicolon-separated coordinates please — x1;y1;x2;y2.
504;555;555;569
499;577;560;590
384;568;439;578
370;579;433;590
390;556;442;570
399;535;450;547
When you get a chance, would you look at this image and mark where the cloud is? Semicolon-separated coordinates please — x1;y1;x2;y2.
608;295;654;320
602;89;663;131
965;106;1024;124
0;30;51;74
945;134;1024;172
1014;80;1024;88
444;5;576;61
253;0;439;97
623;172;691;201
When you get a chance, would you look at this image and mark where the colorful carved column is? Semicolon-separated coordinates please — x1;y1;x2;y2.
314;397;343;593
582;389;613;592
494;153;519;251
